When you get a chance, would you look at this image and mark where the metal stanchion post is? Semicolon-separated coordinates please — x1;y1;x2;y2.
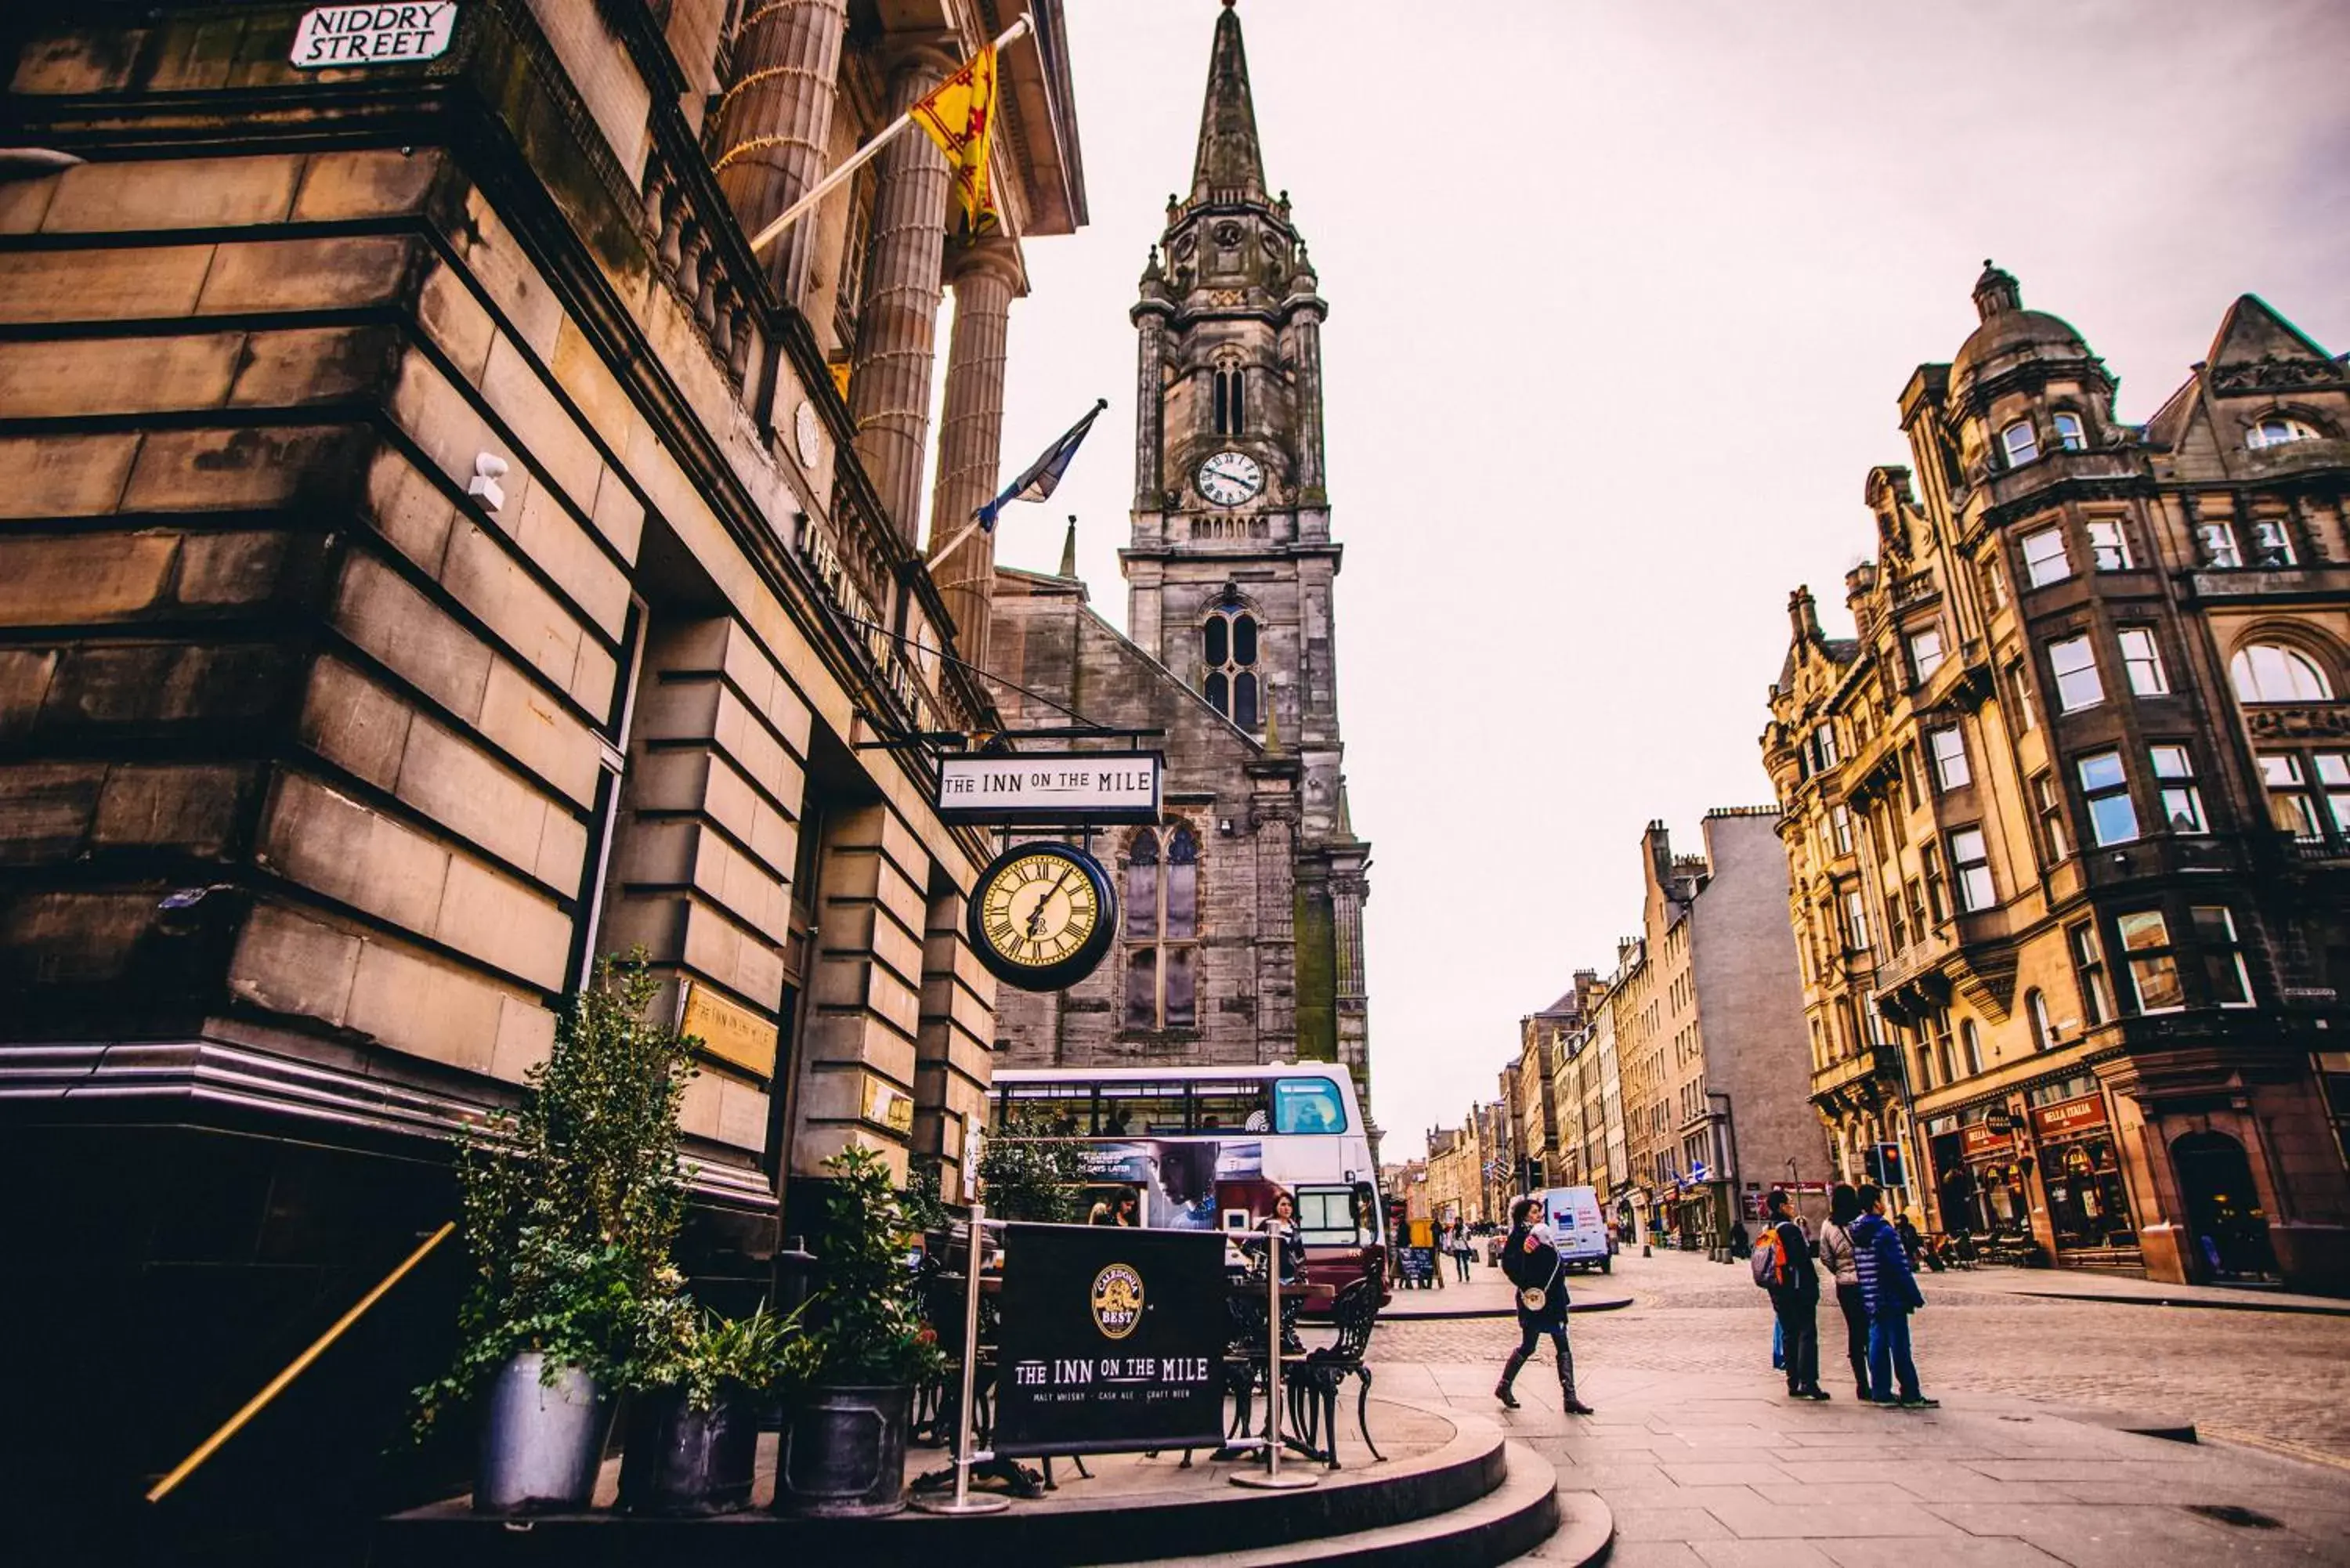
912;1205;1010;1516
1231;1230;1316;1490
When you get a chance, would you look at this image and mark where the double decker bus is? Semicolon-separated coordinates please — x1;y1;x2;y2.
987;1064;1385;1311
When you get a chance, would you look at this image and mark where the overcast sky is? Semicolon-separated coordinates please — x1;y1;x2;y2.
957;1;2350;1162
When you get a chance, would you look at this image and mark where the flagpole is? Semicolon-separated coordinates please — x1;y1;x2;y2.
924;515;986;574
745;13;1035;258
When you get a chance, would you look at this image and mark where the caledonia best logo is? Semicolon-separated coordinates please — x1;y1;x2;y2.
1090;1263;1144;1339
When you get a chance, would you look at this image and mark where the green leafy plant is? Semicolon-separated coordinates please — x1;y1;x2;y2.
977;1130;1090;1223
797;1147;944;1388
413;955;699;1436
638;1302;802;1413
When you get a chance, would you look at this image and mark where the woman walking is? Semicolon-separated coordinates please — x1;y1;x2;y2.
1818;1184;1872;1402
1449;1218;1474;1283
1495;1195;1595;1415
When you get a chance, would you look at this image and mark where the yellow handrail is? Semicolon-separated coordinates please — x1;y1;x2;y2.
146;1221;457;1505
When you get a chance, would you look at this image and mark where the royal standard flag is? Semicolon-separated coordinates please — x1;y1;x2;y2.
910;45;999;234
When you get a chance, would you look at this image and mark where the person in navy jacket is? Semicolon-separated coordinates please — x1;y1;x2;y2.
1849;1183;1939;1407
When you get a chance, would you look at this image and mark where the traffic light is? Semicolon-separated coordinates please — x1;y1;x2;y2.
1863;1141;1905;1188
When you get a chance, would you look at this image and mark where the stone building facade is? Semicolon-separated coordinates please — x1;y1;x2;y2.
1765;266;2350;1292
1628;811;1829;1247
986;3;1374;1109
0;0;1083;1528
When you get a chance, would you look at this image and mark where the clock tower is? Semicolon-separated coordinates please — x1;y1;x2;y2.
1126;0;1369;1084
1130;0;1342;841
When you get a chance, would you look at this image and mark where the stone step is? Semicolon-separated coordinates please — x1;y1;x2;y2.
376;1400;1565;1566
1113;1440;1603;1568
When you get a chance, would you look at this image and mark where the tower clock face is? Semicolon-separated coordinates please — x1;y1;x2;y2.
967;842;1120;992
1195;450;1264;508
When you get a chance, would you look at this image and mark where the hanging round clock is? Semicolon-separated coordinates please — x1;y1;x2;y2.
967;840;1119;992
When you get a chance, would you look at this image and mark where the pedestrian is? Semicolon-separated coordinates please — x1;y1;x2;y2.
1727;1218;1751;1256
1760;1190;1828;1400
1851;1183;1940;1408
1112;1188;1141;1227
1087;1199;1113;1226
1818;1183;1873;1403
1449;1218;1473;1283
1495;1195;1595;1415
1895;1210;1925;1268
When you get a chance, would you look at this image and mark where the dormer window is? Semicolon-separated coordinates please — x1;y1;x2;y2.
2053;411;2087;451
2247;416;2318;450
2001;421;2039;467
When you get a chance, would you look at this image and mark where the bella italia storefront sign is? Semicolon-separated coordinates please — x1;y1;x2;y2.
291;4;459;67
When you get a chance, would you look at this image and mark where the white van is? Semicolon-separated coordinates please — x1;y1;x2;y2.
1536;1186;1612;1274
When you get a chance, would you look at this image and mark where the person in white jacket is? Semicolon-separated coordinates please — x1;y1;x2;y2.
1816;1183;1872;1404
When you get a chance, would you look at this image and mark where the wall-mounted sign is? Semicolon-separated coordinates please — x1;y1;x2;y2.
291;4;459;67
1960;1122;2012;1161
936;753;1162;825
678;980;779;1078
861;1074;915;1136
2032;1093;2110;1140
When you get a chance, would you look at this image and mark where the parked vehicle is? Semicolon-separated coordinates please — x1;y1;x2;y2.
1533;1186;1612;1275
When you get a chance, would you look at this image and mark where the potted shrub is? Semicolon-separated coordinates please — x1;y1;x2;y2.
775;1147;943;1518
618;1302;794;1516
414;956;697;1514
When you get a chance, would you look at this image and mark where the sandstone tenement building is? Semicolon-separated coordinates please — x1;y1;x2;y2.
1765;265;2350;1293
0;0;1083;1528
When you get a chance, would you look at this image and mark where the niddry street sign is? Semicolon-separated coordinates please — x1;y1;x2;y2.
291;5;459;67
935;753;1162;826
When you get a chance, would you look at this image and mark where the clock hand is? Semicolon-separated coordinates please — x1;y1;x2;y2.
1025;892;1050;937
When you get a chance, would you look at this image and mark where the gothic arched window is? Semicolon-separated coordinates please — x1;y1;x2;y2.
1202;598;1261;729
1122;823;1199;1031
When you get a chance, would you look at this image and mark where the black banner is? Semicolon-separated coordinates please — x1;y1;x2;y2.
993;1223;1227;1458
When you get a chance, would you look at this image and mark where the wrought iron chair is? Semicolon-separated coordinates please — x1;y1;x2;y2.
1286;1274;1384;1467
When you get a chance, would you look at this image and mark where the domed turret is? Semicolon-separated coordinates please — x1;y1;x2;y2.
1951;260;2093;389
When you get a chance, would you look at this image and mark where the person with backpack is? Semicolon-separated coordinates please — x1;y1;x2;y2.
1851;1183;1939;1408
1818;1183;1872;1403
1752;1190;1828;1400
1495;1195;1595;1415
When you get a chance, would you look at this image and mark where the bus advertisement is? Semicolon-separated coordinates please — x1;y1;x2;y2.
989;1065;1385;1312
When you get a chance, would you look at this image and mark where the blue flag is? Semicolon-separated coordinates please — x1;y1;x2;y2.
978;399;1108;531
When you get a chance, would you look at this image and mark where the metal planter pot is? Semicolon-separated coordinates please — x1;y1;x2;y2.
776;1384;911;1517
616;1383;761;1517
474;1352;613;1514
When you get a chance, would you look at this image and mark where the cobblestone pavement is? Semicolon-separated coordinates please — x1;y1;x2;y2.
1376;1248;2350;1470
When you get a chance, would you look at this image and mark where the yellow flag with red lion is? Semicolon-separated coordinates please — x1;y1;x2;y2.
909;45;999;234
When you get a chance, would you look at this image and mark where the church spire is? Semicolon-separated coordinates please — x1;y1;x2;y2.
1190;1;1267;204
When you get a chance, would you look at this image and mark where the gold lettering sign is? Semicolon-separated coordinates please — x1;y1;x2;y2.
861;1075;915;1135
679;981;779;1078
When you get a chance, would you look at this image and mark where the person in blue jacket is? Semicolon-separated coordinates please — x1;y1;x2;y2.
1849;1183;1940;1408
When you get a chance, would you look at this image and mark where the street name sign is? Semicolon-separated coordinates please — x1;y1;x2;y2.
291;5;459;68
935;752;1162;825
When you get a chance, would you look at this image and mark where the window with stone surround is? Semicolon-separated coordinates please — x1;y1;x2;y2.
2001;420;2039;467
2048;634;2104;712
2078;750;2138;846
2118;627;2168;695
1122;822;1200;1031
2230;641;2331;703
2198;521;2243;569
2021;525;2071;588
2087;518;2132;572
1202;594;1261;729
2054;411;2088;451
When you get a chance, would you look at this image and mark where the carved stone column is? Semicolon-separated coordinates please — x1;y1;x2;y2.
850;41;957;546
927;237;1024;667
712;0;848;305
